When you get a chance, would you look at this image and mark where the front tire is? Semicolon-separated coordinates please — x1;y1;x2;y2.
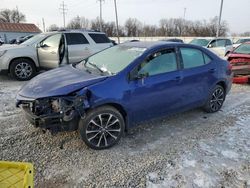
79;106;125;150
203;85;225;113
10;58;36;81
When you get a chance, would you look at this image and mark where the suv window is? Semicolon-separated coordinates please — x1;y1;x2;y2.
138;49;177;76
209;39;226;47
180;48;210;69
65;33;89;45
225;39;232;46
89;33;111;44
41;34;61;47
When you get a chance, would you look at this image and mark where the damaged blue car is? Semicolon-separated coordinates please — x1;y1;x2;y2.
16;42;232;149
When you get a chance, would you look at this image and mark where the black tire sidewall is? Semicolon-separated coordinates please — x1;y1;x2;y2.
79;106;125;150
204;85;225;113
10;58;36;81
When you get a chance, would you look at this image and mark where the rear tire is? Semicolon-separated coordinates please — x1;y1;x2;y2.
203;85;225;113
79;106;125;150
10;58;36;81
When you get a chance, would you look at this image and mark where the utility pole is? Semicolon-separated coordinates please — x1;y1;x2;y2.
114;0;120;43
216;0;224;38
42;18;45;32
16;6;20;23
183;8;186;20
182;7;187;37
59;1;67;29
98;0;104;31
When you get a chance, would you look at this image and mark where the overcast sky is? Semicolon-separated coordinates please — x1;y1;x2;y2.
1;0;250;34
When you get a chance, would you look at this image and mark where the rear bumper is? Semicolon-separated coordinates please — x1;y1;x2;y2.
232;65;250;75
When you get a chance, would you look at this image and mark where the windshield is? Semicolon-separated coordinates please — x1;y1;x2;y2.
21;33;47;46
77;45;146;75
233;43;250;54
189;39;210;47
235;39;250;44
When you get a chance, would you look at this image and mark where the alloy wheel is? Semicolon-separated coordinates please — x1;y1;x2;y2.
86;113;122;148
210;87;224;112
15;62;33;79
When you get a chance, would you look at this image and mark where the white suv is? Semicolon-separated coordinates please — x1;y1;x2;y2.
0;30;113;80
189;38;233;57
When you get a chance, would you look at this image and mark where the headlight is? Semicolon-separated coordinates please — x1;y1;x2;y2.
0;50;7;57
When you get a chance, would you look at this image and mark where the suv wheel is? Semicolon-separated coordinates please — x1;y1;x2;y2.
79;106;125;150
10;58;36;81
203;85;225;113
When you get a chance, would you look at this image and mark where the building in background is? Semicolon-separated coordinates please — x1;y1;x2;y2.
0;23;41;43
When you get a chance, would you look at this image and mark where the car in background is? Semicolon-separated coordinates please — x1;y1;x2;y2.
0;37;4;46
161;38;184;43
189;38;233;57
227;42;250;83
16;41;232;149
16;35;34;44
0;30;113;80
233;38;250;49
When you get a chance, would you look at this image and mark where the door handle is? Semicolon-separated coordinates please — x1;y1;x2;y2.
84;47;89;50
50;51;56;54
209;68;216;73
172;76;182;81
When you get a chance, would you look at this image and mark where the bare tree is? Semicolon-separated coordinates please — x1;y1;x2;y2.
67;16;90;29
0;9;26;23
124;18;142;37
47;24;59;31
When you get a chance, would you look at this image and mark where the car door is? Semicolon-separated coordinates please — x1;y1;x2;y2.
208;39;226;57
178;47;218;108
65;33;91;63
127;48;183;123
37;33;62;69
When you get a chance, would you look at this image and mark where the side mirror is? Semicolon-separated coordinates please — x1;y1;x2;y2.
37;43;49;48
208;44;212;48
137;72;149;79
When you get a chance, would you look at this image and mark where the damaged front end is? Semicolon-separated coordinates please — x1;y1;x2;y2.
16;90;90;133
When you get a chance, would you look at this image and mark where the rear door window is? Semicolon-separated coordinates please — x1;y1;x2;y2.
209;39;226;47
180;48;211;69
225;39;232;46
65;33;89;45
88;33;111;44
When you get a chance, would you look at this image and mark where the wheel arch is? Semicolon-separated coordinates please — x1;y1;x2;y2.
216;80;227;92
88;102;129;130
8;57;38;73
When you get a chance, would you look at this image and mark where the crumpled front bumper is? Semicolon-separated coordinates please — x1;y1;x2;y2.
21;105;80;133
16;94;82;133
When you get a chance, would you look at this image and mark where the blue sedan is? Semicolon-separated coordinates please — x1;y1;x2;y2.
16;42;232;149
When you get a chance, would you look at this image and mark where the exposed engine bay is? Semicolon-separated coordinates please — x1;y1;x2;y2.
17;93;89;133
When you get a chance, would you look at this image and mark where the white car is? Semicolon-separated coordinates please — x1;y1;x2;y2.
232;38;250;49
189;38;233;57
0;30;113;80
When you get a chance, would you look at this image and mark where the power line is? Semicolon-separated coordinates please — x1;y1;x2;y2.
59;1;68;28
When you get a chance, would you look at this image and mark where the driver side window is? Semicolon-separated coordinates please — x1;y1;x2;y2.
138;49;177;76
41;34;62;48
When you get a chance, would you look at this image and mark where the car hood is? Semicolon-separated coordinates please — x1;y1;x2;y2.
18;65;108;99
0;44;30;51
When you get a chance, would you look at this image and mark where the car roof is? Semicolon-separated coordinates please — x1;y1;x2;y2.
43;29;106;36
119;41;202;50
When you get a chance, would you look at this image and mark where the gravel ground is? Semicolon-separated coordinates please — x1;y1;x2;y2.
0;75;250;188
